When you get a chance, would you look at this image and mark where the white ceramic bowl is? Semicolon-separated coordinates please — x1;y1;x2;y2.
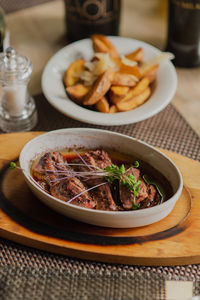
19;128;183;228
42;36;177;126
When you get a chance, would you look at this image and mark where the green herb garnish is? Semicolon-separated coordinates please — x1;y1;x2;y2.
133;160;139;168
104;163;141;202
9;162;16;170
132;203;139;210
104;164;125;183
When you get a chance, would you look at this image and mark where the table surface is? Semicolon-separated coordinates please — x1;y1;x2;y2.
5;0;200;136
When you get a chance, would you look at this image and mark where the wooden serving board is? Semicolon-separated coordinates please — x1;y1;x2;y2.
0;132;200;266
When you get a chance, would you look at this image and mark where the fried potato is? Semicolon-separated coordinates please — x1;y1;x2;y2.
62;36;164;114
113;77;150;104
91;34;118;58
116;87;151;112
141;64;159;83
112;72;137;87
83;68;114;106
109;105;118;113
125;48;144;63
109;86;130;104
128;77;150;97
119;63;141;79
66;84;90;104
95;97;110;113
63;59;85;87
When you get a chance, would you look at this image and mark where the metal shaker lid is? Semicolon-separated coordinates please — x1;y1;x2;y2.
0;47;32;82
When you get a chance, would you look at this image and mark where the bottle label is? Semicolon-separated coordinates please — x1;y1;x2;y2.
65;0;120;24
171;0;200;9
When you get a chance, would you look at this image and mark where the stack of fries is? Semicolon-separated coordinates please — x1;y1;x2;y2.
63;35;171;113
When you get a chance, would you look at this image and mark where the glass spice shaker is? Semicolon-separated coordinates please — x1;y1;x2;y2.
0;47;37;132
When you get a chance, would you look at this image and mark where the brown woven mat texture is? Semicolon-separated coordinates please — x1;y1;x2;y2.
32;94;200;161
0;94;200;299
0;267;166;300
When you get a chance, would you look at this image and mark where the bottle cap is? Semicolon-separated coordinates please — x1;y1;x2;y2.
0;47;32;83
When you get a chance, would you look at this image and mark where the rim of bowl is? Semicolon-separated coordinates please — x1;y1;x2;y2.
19;128;183;216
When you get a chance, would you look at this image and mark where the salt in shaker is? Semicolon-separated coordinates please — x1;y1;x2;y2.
0;47;37;132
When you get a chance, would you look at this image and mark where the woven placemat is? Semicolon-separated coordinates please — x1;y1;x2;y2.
0;266;166;300
0;94;200;299
33;94;200;161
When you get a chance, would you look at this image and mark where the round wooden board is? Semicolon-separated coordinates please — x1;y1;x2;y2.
0;132;200;266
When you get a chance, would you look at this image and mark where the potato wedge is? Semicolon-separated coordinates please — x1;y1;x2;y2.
66;84;90;104
109;86;130;104
83;68;114;106
113;77;150;104
109;105;118;113
141;64;159;83
128;77;150;97
125;48;144;63
91;34;118;58
119;63;141;79
95;97;110;113
63;59;85;87
116;87;151;112
112;72;137;87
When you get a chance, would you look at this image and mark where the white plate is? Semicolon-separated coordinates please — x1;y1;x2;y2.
41;37;177;126
19;128;183;228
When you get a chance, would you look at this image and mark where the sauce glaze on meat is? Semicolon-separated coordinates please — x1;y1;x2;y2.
31;149;172;211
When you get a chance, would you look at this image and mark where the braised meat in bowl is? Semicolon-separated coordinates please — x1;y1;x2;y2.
31;149;172;212
19;128;182;228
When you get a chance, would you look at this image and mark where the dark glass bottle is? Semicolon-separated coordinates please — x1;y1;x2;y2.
166;0;200;67
64;0;121;42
